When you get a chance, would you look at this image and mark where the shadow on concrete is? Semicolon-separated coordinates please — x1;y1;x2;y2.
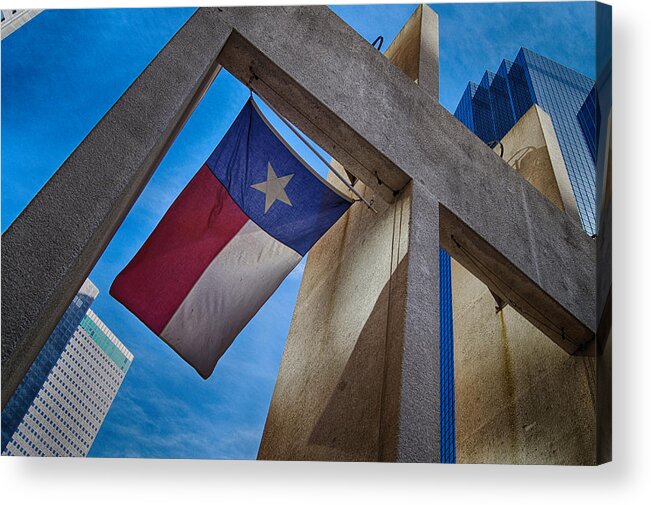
305;258;408;462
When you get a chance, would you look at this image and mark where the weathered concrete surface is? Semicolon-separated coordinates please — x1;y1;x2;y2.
214;6;596;353
258;7;440;462
454;106;597;465
596;326;611;463
257;174;440;462
383;181;440;461
257;174;405;461
1;9;233;406
442;105;587;353
452;275;597;464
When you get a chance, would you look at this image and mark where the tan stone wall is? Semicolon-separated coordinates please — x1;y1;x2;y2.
257;173;411;461
499;105;580;223
453;261;597;464
383;5;423;83
454;104;597;465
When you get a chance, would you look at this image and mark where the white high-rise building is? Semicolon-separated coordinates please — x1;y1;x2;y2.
1;9;42;40
1;281;133;457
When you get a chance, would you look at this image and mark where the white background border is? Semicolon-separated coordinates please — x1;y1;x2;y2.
1;0;649;503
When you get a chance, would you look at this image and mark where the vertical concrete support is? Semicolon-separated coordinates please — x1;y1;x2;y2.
258;4;441;462
384;4;439;100
257;176;440;462
399;186;440;461
1;9;233;406
379;182;440;462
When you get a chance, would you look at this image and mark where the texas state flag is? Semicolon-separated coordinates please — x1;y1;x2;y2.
110;98;352;378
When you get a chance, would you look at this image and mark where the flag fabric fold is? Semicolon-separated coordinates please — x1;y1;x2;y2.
110;98;352;378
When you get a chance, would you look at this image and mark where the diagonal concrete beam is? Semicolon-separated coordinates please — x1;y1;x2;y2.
214;5;596;353
1;9;233;406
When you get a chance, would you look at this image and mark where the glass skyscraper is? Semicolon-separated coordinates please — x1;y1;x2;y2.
439;47;599;464
578;85;599;163
439;249;455;463
1;280;133;457
453;47;597;236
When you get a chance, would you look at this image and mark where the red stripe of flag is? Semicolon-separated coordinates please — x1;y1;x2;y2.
110;165;249;334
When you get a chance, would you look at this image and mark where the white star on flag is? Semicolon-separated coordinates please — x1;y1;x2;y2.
111;98;353;379
251;162;294;213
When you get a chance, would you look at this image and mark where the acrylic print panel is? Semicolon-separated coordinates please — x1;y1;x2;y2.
1;2;611;464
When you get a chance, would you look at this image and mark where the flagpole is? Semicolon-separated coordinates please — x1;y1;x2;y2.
248;85;378;213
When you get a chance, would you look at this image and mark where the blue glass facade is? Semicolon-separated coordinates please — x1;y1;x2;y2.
1;288;98;452
492;61;518;141
454;82;477;132
578;85;599;163
439;249;455;463
474;71;497;144
505;55;535;121
454;48;597;235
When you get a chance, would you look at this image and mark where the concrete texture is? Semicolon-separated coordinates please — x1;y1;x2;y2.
1;9;233;406
257;173;409;461
454;106;598;465
257;173;440;462
258;7;440;462
385;181;440;461
453;261;597;465
214;6;596;353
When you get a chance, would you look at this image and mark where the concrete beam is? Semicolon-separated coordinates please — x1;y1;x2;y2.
380;7;441;461
1;9;233;406
214;5;596;352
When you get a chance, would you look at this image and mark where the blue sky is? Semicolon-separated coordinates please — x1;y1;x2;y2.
1;3;595;459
